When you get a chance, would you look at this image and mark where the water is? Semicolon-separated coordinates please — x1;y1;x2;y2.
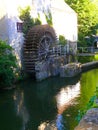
0;68;98;130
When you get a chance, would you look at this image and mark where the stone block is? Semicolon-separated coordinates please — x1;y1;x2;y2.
60;63;81;77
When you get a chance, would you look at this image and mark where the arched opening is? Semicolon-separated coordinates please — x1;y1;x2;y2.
93;40;98;49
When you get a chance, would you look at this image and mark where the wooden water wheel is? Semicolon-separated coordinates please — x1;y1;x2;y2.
23;24;57;74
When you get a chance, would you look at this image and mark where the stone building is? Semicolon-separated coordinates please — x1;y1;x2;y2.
0;0;77;67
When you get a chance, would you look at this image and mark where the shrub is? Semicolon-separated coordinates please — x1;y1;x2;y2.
0;40;17;88
59;35;67;45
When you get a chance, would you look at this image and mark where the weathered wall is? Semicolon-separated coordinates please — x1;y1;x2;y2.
35;56;67;81
35;56;81;81
0;0;9;41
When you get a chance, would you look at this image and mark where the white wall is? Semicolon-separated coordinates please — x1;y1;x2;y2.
51;0;77;42
0;0;9;41
32;0;78;42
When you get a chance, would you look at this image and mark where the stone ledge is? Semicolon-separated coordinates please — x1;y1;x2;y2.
60;63;81;77
75;108;98;130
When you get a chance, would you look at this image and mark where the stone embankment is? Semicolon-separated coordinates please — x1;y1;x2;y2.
35;56;67;81
60;61;98;78
81;61;98;72
35;59;98;81
60;63;81;77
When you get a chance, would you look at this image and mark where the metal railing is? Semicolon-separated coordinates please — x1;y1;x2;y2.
38;45;98;61
38;44;76;61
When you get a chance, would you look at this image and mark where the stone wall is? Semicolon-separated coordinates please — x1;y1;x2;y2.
60;63;81;77
35;56;67;81
81;61;98;72
35;56;81;81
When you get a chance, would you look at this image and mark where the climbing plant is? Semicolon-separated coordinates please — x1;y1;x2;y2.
0;40;17;88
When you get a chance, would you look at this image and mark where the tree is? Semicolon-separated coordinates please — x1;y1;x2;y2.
0;40;17;88
19;6;41;36
65;0;98;46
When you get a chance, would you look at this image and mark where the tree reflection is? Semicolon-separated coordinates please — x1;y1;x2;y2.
13;88;29;130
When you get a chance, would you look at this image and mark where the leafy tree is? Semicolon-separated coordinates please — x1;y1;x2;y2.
19;6;34;35
0;40;17;88
65;0;98;46
19;6;41;36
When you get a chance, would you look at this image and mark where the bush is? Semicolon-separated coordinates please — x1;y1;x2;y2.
0;40;17;88
59;35;67;45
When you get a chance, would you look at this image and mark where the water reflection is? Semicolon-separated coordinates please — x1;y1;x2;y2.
38;78;80;130
0;74;81;130
13;89;29;130
1;69;98;130
55;82;80;130
38;115;66;130
56;82;80;114
56;114;65;130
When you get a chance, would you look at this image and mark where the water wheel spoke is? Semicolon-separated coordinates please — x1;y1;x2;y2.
23;24;57;74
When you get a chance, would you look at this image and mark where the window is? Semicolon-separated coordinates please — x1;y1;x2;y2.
17;22;23;32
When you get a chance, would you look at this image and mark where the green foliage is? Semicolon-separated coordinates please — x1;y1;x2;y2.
59;35;67;45
78;56;94;63
65;0;98;46
44;11;53;26
19;6;34;35
0;40;17;88
18;6;41;36
94;54;98;61
76;86;98;122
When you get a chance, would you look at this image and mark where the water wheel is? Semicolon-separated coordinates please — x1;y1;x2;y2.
23;24;57;74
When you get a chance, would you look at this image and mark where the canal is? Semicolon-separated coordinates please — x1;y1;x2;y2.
0;68;98;130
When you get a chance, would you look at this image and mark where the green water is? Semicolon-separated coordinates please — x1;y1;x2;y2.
0;68;98;130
